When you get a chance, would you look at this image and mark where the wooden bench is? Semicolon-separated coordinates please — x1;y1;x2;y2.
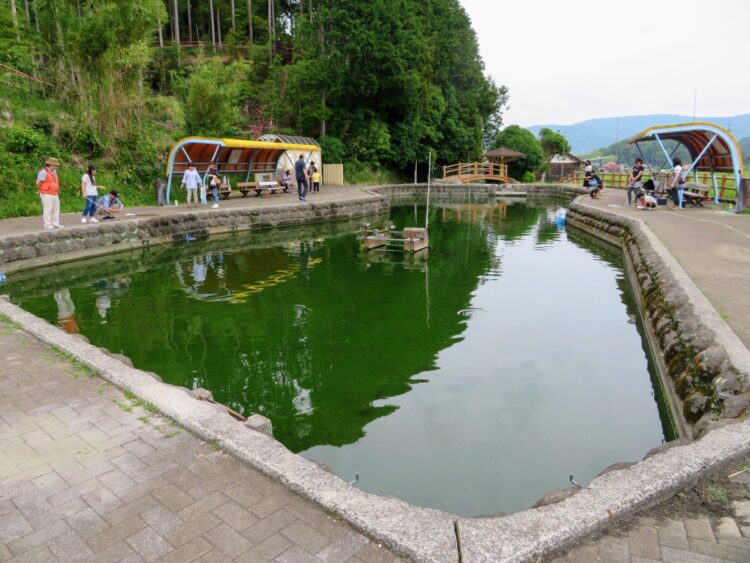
681;183;711;207
235;182;257;198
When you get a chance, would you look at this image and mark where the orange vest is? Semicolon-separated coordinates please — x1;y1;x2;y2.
39;168;59;196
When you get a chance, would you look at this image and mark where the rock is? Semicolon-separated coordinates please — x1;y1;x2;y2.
675;372;694;397
596;461;636;477
244;413;273;437
721;394;750;418
713;370;744;395
531;487;579;508
191;387;213;401
144;371;163;383
683;391;712;424
694;346;726;378
643;439;690;460
693;414;737;439
111;353;133;368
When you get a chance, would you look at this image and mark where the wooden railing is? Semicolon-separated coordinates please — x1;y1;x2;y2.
443;162;509;180
567;171;739;201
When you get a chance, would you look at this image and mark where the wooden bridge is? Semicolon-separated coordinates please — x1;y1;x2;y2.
441;162;515;184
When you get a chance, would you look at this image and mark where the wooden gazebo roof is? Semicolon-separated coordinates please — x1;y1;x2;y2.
480;147;526;160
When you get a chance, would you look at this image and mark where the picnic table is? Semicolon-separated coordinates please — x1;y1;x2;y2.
254;181;288;197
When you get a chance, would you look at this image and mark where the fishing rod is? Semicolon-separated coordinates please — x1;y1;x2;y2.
86;196;171;249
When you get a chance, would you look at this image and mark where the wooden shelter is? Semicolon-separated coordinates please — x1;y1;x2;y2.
165;135;321;203
548;154;585;182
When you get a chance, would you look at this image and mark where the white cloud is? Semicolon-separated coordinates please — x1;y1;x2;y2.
460;0;750;126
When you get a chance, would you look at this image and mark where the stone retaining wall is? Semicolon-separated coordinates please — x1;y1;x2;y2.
0;195;389;272
567;201;750;436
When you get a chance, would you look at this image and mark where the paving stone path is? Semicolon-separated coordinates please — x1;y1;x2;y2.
555;465;750;562
0;322;400;562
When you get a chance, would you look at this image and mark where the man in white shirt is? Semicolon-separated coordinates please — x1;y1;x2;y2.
181;164;202;208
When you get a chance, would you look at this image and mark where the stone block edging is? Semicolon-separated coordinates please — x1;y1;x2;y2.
0;194;390;273
567;199;750;431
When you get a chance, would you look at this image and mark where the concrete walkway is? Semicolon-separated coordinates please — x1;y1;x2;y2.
0;321;399;562
0;186;372;240
584;189;750;348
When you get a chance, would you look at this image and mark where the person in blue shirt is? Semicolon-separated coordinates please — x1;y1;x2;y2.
180;164;203;208
97;190;124;220
294;155;309;201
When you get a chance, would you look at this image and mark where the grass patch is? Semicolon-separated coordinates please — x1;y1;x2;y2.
345;164;404;186
706;483;731;505
0;314;23;330
111;398;133;413
49;345;100;378
209;442;221;451
138;415;150;424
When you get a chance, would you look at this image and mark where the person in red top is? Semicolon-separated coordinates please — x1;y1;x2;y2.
37;157;63;230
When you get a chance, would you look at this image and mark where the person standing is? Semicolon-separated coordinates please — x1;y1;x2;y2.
671;158;685;209
311;167;321;193
181;164;202;208
626;158;645;207
81;164;100;224
37;157;63;230
206;164;221;209
294;154;309;201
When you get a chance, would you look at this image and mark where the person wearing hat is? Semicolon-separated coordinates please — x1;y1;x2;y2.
36;157;63;230
96;190;124;220
81;164;100;224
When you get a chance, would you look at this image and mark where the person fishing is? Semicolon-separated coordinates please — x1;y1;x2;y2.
81;164;100;224
96;190;124;220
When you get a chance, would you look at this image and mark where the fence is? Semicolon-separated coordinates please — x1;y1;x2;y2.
323;163;344;186
566;171;740;201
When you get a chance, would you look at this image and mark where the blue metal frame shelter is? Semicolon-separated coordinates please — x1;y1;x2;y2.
628;122;745;212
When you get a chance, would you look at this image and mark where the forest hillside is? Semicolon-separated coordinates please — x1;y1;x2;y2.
0;0;507;218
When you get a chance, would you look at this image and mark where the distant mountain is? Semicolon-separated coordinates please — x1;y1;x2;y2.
528;114;750;154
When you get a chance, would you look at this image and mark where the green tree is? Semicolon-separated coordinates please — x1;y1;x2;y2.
183;58;246;135
538;128;571;160
490;126;543;179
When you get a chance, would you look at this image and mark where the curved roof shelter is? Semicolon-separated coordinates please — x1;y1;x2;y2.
165;136;320;203
628;122;744;209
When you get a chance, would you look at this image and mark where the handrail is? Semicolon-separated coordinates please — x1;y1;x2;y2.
443;162;508;179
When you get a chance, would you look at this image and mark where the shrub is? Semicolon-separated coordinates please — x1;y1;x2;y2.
59;124;106;159
6;125;45;154
319;136;345;163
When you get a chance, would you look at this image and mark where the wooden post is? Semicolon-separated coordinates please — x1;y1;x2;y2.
442;165;445;179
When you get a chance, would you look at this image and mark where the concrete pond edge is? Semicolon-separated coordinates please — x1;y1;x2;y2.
2;184;750;562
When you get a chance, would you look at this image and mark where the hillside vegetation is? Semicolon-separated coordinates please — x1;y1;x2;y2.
0;0;507;219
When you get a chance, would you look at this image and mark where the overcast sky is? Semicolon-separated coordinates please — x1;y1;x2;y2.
459;0;750;127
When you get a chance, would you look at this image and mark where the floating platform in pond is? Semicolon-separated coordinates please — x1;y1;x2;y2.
361;225;428;254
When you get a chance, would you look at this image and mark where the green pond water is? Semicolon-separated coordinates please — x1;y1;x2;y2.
3;196;669;516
